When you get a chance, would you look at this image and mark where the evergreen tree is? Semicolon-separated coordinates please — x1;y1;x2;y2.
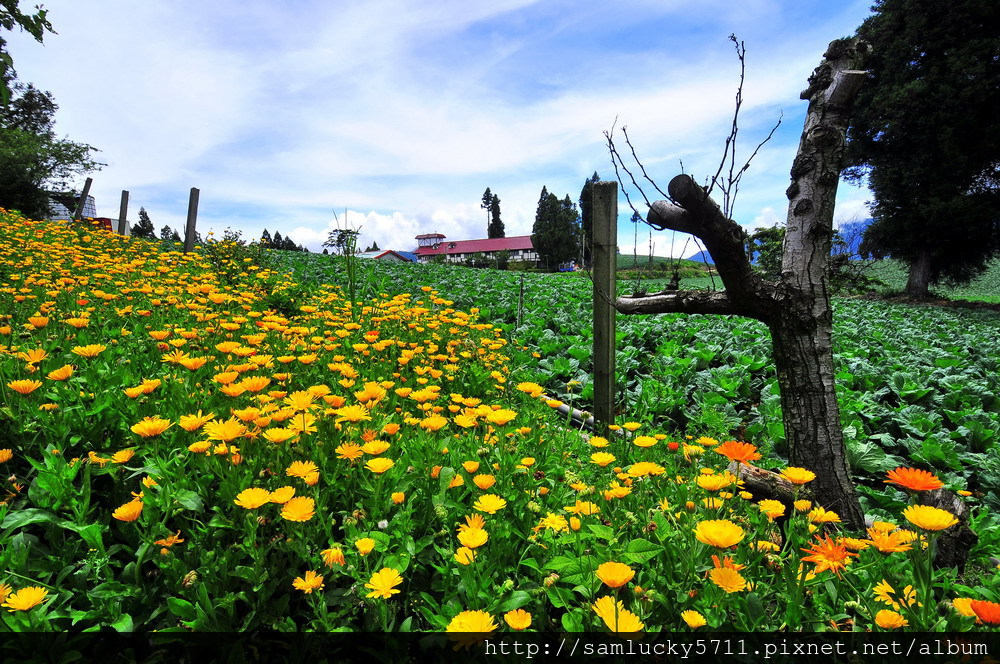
488;194;504;239
273;231;283;247
531;187;580;270
171;229;182;243
260;228;272;245
578;172;601;267
131;207;156;239
159;225;174;242
844;0;1000;297
481;187;492;237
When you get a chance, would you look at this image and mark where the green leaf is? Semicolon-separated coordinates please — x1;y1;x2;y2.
586;524;615;541
166;597;196;621
172;489;203;512
498;591;532;613
622;538;661;564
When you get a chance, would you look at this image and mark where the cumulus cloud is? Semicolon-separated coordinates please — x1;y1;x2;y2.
6;0;875;253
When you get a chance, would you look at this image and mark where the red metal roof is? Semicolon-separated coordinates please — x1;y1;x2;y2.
414;235;533;256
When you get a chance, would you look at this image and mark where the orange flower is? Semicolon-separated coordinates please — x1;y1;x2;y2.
595;561;635;588
321;547;346;567
970;600;1000;625
280;496;315;522
884;467;944;492
130;416;173;438
112;499;144;522
46;364;74;381
800;534;858;576
714;441;761;463
292;570;325;594
7;379;42;395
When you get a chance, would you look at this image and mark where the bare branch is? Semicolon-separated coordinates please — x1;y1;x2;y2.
616;288;768;321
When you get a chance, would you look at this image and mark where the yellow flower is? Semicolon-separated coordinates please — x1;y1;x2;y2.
757;499;786;520
592;596;644;633
71;344;107;358
365;457;395;474
697;471;736;492
709;566;747;593
7;379;42;395
590;452;616;467
807;506;841;524
1;586;48;612
874;609;908;629
472;494;507;514
0;449;12;463
334;404;371;423
516;382;544;397
873;579;919;610
485;409;517;426
365;567;403;599
111;449;135;464
362;440;391;455
504;608;532;630
234;487;272;509
902;504;958;531
280;496;315;522
46;364;74;381
202;417;247;442
355;537;377;555
178;410;215;432
322;547;346;567
455;547;476;565
457;527;488;549
472;474;496;490
681;609;707;628
446;609;498;633
392;491;405;504
292;570;325;594
286;460;319;478
419;415;448;431
595;561;635;588
779;466;816;485
336;442;364;461
867;527;913;553
262;427;297;444
112;499;143;522
693;519;745;548
633;435;657;448
565;500;601;516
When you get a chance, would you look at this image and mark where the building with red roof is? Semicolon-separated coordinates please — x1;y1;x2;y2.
413;234;539;266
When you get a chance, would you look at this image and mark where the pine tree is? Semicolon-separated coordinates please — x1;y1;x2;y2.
844;0;1000;297
481;187;493;237
531;187;580;270
260;229;272;246
579;172;601;267
488;194;504;239
159;225;174;241
273;231;284;247
131;207;156;239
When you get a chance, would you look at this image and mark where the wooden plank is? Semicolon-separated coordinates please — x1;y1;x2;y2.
592;181;618;433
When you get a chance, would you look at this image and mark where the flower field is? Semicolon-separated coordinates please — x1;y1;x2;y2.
1;210;998;635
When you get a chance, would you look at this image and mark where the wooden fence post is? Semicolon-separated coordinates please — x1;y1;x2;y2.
183;187;199;253
592;181;618;433
117;190;129;235
72;177;93;221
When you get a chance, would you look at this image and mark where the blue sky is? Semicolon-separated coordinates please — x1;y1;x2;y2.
7;0;875;256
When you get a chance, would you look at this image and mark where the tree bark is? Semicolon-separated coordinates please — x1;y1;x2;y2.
906;248;932;298
614;38;868;531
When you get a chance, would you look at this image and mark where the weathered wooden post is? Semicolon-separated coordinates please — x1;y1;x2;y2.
72;177;93;221
592;181;618;433
117;190;129;235
183;187;199;253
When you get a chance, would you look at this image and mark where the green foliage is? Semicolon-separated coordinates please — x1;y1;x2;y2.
1;0;54;105
482;188;504;239
844;0;1000;295
130;207;156;240
747;225;784;279
531;187;580;271
578;172;600;267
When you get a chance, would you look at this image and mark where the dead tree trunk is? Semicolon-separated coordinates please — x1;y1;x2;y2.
616;38;868;531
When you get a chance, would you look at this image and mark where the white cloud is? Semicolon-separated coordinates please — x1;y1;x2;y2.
5;0;876;252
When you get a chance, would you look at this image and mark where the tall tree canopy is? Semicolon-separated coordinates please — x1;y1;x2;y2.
131;207;155;240
531;186;580;270
482;187;504;238
844;0;1000;297
579;171;600;267
488;193;504;239
1;1;53;105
